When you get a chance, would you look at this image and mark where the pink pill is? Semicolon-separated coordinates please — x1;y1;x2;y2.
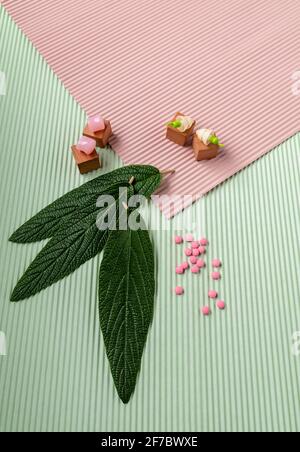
198;246;206;254
216;300;226;310
212;258;221;267
196;259;205;268
190;256;197;264
191;241;199;249
191;266;199;273
200;237;208;246
175;235;183;244
192;248;200;256
208;289;218;298
176;266;184;274
211;271;221;280
175;286;184;295
184;248;192;256
185;234;194;242
182;261;189;270
202;306;211;316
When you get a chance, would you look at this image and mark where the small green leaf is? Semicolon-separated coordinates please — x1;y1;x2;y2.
9;165;160;243
99;221;155;403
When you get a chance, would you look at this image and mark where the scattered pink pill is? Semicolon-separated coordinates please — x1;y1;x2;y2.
200;237;208;246
192;248;200;256
175;235;183;244
191;266;199;273
212;258;222;267
185;234;194;242
202;306;211;316
211;271;221;280
198;246;206;254
196;259;205;268
175;286;184;295
176;266;184;274
182;261;189;270
191;241;199;249
190;256;197;264
208;289;218;298
216;300;226;310
184;247;192;256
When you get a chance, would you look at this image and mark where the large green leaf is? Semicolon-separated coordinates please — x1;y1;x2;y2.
10;187;121;245
10;211;106;301
99;223;155;404
9;165;161;243
10;187;134;301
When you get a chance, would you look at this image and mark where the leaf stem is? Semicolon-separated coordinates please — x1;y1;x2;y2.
160;169;176;176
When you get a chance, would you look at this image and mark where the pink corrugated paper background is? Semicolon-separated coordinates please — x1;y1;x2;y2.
2;0;300;217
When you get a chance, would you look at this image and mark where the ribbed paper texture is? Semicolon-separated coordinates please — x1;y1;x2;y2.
1;6;300;431
2;0;300;217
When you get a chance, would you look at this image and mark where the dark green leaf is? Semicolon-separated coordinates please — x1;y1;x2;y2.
134;172;162;198
10;165;160;243
10;187;121;244
10;187;134;301
10;211;106;301
99;222;155;404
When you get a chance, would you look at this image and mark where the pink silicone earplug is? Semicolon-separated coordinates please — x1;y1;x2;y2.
192;248;200;256
175;286;184;295
198;246;206;254
212;258;222;267
211;271;221;280
175;235;183;244
88;114;105;132
196;259;205;268
191;266;199;273
216;300;225;310
191;241;199;249
202;306;211;316
76;136;96;155
208;289;218;298
184;248;192;256
200;237;208;246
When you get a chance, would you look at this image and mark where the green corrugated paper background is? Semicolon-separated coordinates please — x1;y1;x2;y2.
0;6;300;432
